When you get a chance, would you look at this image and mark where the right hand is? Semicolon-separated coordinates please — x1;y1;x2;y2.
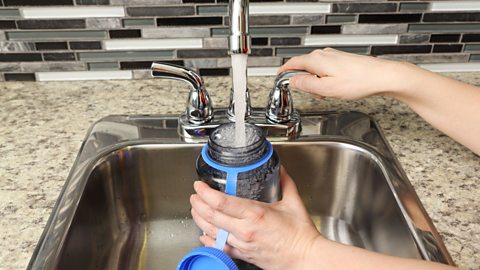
190;166;322;270
278;48;419;100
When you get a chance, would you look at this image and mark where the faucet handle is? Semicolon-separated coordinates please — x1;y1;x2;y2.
266;70;312;123
151;62;213;124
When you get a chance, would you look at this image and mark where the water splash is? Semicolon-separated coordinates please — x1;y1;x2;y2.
213;124;259;148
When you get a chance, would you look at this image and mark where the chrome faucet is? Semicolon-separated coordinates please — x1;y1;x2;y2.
150;0;304;142
150;62;303;142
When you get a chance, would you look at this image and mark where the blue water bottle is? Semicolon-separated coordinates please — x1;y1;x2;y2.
177;123;281;270
197;123;281;202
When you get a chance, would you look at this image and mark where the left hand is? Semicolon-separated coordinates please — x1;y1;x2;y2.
190;166;322;270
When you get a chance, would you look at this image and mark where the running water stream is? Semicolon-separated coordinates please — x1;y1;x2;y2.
231;54;248;147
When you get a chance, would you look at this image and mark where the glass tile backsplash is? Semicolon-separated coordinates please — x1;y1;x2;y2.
0;0;479;81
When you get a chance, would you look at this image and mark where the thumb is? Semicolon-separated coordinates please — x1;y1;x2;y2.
279;166;303;207
278;167;313;225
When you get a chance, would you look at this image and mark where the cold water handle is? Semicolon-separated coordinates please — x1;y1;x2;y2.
266;70;313;124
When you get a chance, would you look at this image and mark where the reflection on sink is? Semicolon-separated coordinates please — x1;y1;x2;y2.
28;112;454;270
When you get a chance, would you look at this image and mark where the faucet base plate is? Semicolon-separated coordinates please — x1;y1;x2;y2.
179;108;301;143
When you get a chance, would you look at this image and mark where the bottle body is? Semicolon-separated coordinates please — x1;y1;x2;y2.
197;150;280;202
196;123;281;203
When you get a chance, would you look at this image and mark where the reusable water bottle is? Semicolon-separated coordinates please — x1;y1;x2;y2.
177;123;281;270
196;123;281;202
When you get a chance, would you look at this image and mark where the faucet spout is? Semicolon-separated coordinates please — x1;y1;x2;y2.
229;0;251;55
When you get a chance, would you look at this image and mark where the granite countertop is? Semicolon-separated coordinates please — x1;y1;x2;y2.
0;73;479;269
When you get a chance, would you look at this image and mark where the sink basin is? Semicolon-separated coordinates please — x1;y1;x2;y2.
28;111;454;269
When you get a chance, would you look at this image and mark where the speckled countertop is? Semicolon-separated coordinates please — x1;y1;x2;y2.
0;73;479;269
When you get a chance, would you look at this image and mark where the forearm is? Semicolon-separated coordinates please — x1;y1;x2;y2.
305;238;457;270
387;63;480;155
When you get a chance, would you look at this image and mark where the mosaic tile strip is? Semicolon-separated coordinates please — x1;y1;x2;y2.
0;1;478;80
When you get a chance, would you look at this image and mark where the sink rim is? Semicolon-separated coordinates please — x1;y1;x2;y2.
27;111;455;269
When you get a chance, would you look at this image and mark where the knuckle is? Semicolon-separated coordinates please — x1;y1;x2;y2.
251;207;267;224
207;224;217;238
245;255;255;262
237;205;249;218
239;229;256;242
287;56;299;65
214;196;229;211
312;49;324;56
242;242;259;253
206;209;216;224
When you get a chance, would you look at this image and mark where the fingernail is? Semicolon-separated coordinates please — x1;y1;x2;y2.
193;181;201;191
199;236;209;246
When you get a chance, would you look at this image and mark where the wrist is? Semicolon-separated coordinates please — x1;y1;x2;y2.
298;235;332;270
381;61;430;102
379;61;416;97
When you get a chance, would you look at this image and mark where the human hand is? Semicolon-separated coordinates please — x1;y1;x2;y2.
278;48;420;100
190;166;322;270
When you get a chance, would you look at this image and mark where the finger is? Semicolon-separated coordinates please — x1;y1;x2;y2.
194;181;254;219
190;193;242;233
290;75;336;98
199;235;252;263
199;234;215;247
277;54;312;74
196;225;255;253
311;93;326;100
191;208;218;238
192;207;259;253
278;50;329;76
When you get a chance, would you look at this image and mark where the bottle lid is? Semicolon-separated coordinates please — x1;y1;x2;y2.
177;247;238;270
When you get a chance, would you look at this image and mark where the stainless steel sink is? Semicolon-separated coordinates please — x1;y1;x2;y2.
28;111;454;269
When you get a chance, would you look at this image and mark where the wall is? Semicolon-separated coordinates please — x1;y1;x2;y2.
0;0;479;81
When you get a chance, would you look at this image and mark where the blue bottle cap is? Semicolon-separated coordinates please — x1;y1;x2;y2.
177;247;238;270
